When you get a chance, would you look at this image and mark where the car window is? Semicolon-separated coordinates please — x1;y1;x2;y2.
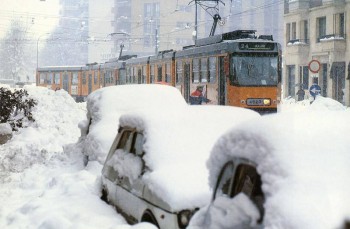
232;164;264;222
131;133;144;156
213;162;235;199
116;130;133;152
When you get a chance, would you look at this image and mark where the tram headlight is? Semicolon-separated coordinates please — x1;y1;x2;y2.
263;99;271;105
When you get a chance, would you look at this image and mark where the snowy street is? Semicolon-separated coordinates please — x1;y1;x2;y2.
0;85;349;229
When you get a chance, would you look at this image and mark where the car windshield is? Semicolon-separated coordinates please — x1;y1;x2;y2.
231;54;278;86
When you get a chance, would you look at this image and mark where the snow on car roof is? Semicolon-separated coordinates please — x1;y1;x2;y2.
118;105;260;211
207;109;350;229
81;84;187;163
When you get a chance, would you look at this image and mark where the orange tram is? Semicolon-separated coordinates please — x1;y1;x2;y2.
37;30;282;113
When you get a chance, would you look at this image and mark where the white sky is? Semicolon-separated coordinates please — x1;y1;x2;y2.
0;85;349;228
0;0;60;39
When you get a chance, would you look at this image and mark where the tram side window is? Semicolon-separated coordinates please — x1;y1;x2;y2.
82;73;87;85
200;58;208;83
150;65;155;83
193;58;200;83
40;73;46;84
176;60;183;84
119;69;127;85
72;72;79;85
133;67;137;83
54;73;60;84
47;73;53;84
209;57;217;83
157;64;162;82
126;67;131;84
142;66;147;84
94;72;98;85
165;63;171;83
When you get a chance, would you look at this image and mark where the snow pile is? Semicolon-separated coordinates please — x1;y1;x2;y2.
280;95;347;113
0;86;86;173
0;85;158;229
191;99;350;228
189;193;260;229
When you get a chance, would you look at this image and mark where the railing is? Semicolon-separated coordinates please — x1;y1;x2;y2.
317;34;346;42
287;38;310;45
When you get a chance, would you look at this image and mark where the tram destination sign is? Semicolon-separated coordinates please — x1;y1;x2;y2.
239;42;275;51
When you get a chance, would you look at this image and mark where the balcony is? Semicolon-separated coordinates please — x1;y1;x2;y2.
317;34;346;52
286;39;310;54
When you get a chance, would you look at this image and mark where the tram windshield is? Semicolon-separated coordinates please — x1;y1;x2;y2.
231;54;278;86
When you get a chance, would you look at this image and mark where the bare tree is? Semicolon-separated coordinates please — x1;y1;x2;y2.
0;20;32;82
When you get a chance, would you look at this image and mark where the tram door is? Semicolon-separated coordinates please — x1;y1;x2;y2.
63;72;69;92
183;61;191;103
218;57;226;105
157;65;162;82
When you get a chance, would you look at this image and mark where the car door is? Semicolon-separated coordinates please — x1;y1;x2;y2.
105;128;147;220
102;128;134;206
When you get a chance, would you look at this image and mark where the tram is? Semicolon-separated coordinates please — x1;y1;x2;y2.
37;30;282;113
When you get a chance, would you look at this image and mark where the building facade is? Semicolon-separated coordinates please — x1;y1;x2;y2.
111;0;283;57
284;0;349;105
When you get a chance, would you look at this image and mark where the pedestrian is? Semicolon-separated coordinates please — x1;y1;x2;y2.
189;85;211;105
296;87;305;101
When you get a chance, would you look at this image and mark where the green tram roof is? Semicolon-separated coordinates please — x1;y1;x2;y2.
37;66;84;72
126;56;150;65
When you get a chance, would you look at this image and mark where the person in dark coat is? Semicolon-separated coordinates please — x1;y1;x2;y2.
296;87;305;101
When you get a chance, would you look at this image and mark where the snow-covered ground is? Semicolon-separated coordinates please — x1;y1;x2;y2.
0;85;348;229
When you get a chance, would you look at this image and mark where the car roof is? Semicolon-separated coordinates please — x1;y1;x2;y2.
81;84;187;163
118;105;260;210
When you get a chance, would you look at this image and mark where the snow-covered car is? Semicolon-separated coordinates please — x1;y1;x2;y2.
101;105;260;229
188;109;350;229
76;84;187;164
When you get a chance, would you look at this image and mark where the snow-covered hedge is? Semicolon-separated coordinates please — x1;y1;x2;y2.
0;87;37;131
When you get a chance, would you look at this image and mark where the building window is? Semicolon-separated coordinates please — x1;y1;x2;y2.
334;13;345;38
301;20;308;43
291;22;296;40
299;66;309;89
143;2;160;48
287;65;295;97
317;16;326;42
286;23;291;43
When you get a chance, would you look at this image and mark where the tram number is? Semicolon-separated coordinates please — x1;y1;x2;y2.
247;98;265;106
239;42;274;50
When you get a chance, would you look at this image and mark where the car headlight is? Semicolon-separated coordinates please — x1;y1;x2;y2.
177;210;194;228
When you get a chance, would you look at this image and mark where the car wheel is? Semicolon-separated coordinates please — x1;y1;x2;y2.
141;211;160;228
